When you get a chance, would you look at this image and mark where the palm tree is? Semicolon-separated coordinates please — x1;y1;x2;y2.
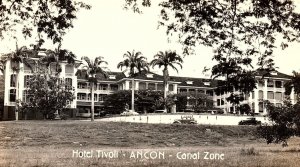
150;50;183;112
40;44;76;75
79;56;108;121
117;50;149;112
7;43;34;120
0;57;6;74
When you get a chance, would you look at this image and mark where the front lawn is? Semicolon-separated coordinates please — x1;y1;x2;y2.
0;121;299;167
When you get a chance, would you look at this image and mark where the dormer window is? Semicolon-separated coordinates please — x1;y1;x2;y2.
186;81;193;85
271;71;278;75
204;82;210;86
146;74;154;78
109;75;116;79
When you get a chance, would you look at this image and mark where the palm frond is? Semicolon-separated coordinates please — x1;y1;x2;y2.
81;56;92;67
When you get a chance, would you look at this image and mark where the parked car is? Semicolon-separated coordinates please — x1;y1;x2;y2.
238;118;261;125
173;115;197;124
120;110;139;116
48;113;68;120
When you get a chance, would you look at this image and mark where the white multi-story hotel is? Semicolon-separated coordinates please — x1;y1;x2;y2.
0;52;296;120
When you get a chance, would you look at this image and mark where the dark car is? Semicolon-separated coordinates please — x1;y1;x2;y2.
173;115;197;124
238;118;261;125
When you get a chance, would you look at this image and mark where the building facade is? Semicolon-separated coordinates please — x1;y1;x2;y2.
1;54;296;120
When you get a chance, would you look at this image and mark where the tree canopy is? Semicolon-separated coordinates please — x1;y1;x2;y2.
0;0;91;45
124;0;300;96
18;71;75;119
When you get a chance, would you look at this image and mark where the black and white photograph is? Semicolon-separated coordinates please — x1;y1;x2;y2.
1;0;300;166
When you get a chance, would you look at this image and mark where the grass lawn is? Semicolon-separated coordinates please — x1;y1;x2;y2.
0;121;299;167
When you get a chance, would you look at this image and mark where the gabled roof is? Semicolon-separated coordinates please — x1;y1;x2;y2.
76;70;126;82
129;71;165;81
255;70;291;79
169;76;218;88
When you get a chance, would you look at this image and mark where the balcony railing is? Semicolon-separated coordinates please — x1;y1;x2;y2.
65;73;73;77
77;100;104;106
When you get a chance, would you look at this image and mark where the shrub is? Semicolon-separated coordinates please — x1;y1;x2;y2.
240;147;259;156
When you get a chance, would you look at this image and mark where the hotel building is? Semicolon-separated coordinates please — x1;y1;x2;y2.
0;53;296;120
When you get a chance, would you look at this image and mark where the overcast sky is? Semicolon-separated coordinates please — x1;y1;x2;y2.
1;0;300;78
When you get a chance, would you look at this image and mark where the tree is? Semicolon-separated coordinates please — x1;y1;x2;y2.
258;71;300;146
238;103;251;115
78;56;108;121
103;90;164;114
124;0;300;103
0;0;91;45
136;90;164;113
103;90;132;114
174;93;188;112
18;71;75;119
285;71;300;101
150;50;183;112
40;44;76;75
117;50;149;112
257;101;300;147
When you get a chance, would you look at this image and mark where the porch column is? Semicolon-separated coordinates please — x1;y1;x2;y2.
263;79;268;115
135;81;139;90
291;87;295;104
125;80;130;90
254;83;259;114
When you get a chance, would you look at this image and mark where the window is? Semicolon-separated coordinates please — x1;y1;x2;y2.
119;84;123;90
198;89;205;94
259;90;263;100
275;81;282;88
148;83;155;90
24;75;32;88
77;93;86;100
139;82;146;90
275;92;282;100
94;94;98;101
206;90;213;96
109;75;116;79
99;94;104;101
245;94;249;100
24;63;34;72
252;91;255;99
217;99;221;106
23;90;33;102
50;63;57;74
157;84;164;91
98;94;107;101
221;99;225;105
110;84;118;91
267;91;274;99
65;64;74;74
204;82;210;86
168;84;174;91
179;89;187;93
77;82;86;89
258;80;265;87
146;74;153;78
10;74;16;87
65;78;72;89
267;80;274;87
259;102;263;112
9;89;16;102
99;84;108;90
275;103;282;107
271;71;278;75
189;89;195;92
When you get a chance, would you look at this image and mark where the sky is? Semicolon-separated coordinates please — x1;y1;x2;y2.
1;0;300;78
